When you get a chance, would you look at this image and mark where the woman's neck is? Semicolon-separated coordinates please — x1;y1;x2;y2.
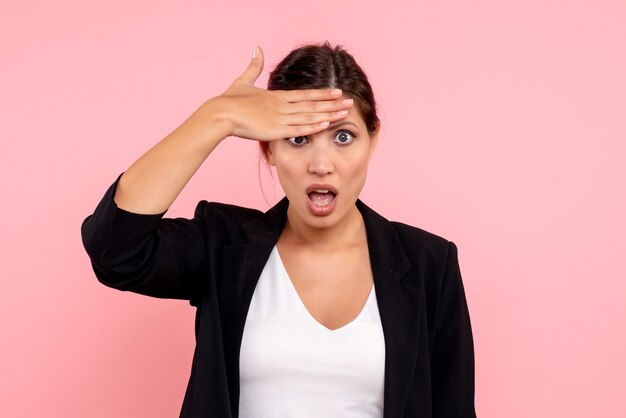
281;205;366;251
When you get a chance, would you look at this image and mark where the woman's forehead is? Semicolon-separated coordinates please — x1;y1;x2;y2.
341;98;366;126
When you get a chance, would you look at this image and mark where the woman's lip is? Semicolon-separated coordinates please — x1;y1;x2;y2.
305;183;338;195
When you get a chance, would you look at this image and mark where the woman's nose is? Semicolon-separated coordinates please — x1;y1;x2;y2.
308;143;334;175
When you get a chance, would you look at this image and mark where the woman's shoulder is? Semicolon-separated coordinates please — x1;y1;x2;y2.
195;199;263;220
390;220;450;248
390;220;453;261
191;199;268;232
357;199;452;257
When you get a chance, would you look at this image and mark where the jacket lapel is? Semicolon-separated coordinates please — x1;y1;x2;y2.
356;199;423;418
223;197;422;418
217;199;288;415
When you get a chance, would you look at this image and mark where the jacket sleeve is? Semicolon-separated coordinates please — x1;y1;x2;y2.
80;172;208;307
431;241;476;417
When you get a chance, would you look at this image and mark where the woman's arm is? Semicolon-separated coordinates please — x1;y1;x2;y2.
81;46;353;304
431;241;476;417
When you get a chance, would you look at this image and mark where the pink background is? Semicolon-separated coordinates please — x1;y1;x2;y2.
1;0;625;416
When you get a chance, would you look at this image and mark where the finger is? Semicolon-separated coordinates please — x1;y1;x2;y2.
275;121;332;139
237;45;265;85
283;97;354;115
281;109;349;126
281;88;343;103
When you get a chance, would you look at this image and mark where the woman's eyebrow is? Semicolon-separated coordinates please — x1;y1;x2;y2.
328;121;359;130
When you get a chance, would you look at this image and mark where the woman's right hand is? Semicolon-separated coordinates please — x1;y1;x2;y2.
206;45;354;142
112;45;354;215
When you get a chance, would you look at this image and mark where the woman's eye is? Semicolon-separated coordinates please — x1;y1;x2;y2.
334;130;355;145
287;136;308;145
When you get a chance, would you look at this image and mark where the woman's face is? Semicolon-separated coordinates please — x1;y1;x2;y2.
266;101;379;230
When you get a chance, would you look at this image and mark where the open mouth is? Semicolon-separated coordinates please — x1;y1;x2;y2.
305;184;338;216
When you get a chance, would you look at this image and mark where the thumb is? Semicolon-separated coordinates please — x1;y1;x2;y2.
237;45;264;85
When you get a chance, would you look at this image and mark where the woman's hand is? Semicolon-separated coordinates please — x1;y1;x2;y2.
209;45;354;142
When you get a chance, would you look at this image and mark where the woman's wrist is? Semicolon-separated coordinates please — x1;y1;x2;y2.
195;95;235;141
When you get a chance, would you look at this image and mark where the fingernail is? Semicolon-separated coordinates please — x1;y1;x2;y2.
341;98;353;106
331;88;342;96
252;46;259;58
337;110;348;115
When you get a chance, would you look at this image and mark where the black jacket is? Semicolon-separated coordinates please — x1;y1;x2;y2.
81;172;476;417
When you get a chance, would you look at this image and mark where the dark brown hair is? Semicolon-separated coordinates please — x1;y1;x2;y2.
259;41;379;161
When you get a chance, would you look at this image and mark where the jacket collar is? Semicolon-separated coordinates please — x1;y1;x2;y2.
240;196;411;282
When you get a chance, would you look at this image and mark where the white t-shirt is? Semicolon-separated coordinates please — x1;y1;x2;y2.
238;246;386;418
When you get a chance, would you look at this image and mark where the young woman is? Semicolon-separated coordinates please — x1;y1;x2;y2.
81;42;476;418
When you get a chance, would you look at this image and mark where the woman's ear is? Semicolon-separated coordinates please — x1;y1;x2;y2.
368;122;381;160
